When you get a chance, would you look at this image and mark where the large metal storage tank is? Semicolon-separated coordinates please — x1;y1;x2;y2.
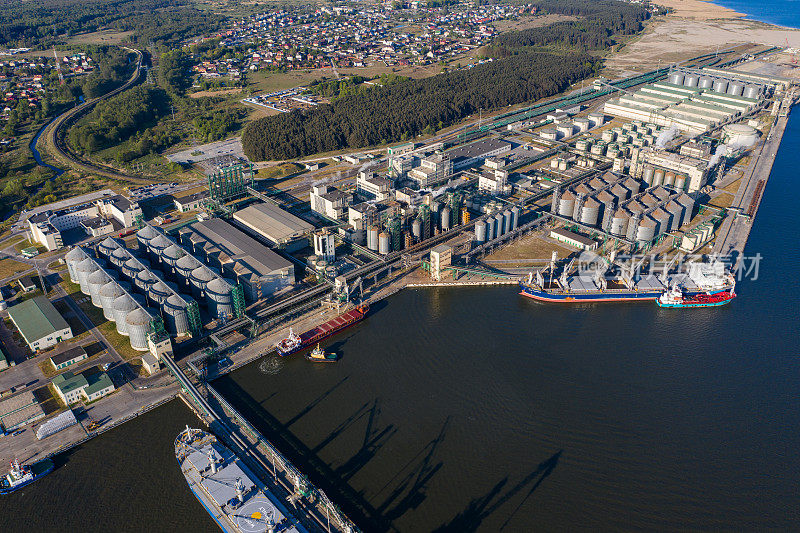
122;258;144;280
727;82;745;96
148;281;171;305
674;174;687;191
558;192;575;217
65;247;88;282
601;130;616;143
110;247;128;269
587;112;605;128
698;76;714;89
367;226;379;251
125;308;151;351
441;207;451;231
378;232;390;255
579;199;600;226
486;217;497;240
675;193;695;226
474;221;487;243
743;85;760;99
112;294;137;335
411;218;422;240
665;201;685;230
636;218;657;244
136;225;159;252
623;178;641;196
206;278;233;318
668;72;685;85
147;235;171;262
610;210;629;237
99;281;124;321
76;258;99;294
87;269;111;307
175;254;199;285
652;169;665;187
652;208;673;234
511;207;520;231
502;211;513;235
574;118;590;133
163;295;190;335
97;238;117;259
712;79;728;93
684;74;699;88
190;267;214;298
643;165;655;186
664;171;676;187
494;213;505;236
135;269;156;294
161;244;185;273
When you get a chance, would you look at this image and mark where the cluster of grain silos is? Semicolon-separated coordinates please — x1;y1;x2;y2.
641;164;690;191
610;185;695;244
96;237;198;336
139;225;238;321
64;247;160;351
474;206;519;245
669;69;762;99
552;172;641;231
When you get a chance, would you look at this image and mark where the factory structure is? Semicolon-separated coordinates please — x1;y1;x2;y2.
232;201;314;252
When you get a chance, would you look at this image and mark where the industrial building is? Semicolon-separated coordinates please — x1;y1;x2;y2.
52;370;115;404
629;148;710;193
174;190;210;212
233;201;313;251
178;218;294;301
408;153;453;188
8;296;73;352
356;171;392;201
447;138;512;171
0;391;45;431
50;346;88;371
310;184;352;219
28;195;142;251
550;228;598;250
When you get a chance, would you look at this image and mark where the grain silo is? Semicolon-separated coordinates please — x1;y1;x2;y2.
125;308;151;351
205;278;233;318
712;79;728;94
161;244;185;275
610;209;630;237
112;294;137;335
122;258;144;281
684;74;699;88
486;216;497;240
743;85;760;99
190;266;214;299
87;269;111;307
558;191;576;218
134;269;157;295
651;207;673;234
652;169;665;187
65;247;88;282
136;224;159;252
147;235;171;263
97;238;117;259
511;206;520;231
495;213;506;236
636;217;657;244
668;71;685;85
99;281;124;321
727;81;745;96
698;76;714;89
579;198;601;226
665;201;685;230
163;295;191;335
148;281;171;305
110;247;128;269
503;211;513;234
474;221;487;243
75;258;99;294
367;226;379;251
175;255;199;287
378;232;390;255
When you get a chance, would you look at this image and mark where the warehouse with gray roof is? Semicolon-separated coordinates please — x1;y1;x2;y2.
233;201;314;251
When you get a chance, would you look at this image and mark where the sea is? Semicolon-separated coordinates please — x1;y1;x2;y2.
2;3;800;531
713;0;800;28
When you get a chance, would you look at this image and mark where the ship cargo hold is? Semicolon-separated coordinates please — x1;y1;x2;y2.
275;305;368;356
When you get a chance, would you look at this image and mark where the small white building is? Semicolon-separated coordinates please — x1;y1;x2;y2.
309;185;352;220
549;228;598;250
430;244;452;281
313;230;336;262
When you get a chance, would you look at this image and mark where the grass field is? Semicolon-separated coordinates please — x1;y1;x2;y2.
0;258;32;280
67;29;135;45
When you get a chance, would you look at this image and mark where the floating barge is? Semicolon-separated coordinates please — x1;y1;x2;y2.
276;304;368;356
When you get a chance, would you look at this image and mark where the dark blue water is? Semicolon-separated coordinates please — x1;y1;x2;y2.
713;0;800;28
29;119;66;178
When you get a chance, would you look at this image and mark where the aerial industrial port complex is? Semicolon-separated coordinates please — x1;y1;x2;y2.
0;42;795;532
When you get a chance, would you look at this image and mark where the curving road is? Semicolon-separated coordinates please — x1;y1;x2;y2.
35;47;151;183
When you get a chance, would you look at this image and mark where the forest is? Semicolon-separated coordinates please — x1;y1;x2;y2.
242;52;597;160
0;0;221;48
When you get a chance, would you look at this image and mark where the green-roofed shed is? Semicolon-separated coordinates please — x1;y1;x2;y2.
8;296;73;352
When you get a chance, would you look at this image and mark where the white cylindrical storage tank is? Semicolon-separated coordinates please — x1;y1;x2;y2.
122;258;143;281
125;308;151;351
378;232;390;255
135;269;156;294
558;159;568;171
674;174;687;191
579;199;600;226
668;72;685;85
558;192;575;217
136;225;159;251
486;217;497;240
511;207;520;231
110;247;128;269
367;226;379;251
148;281;170;305
574;118;590;133
664;171;676;187
712;79;728;93
97;238;117;259
636;219;657;244
743;85;760;99
495;213;505;236
87;269;111;307
161;244;185;273
190;267;214;298
610;211;629;236
475;221;487;243
112;294;137;335
575;139;591;152
503;211;512;234
591;142;606;156
75;258;99;294
540;128;558;141
653;168;665;186
206;278;233;318
722;123;759;148
441;207;451;231
602;130;616;143
411;218;422;240
163;295;190;336
557;123;574;138
684;74;699;88
65;247;88;282
99;281;124;321
727;82;745;96
699;76;714;89
175;255;198;285
588;113;605;127
643;166;655;185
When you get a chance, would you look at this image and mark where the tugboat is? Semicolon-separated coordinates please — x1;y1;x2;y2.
306;344;338;363
0;458;55;494
657;284;736;308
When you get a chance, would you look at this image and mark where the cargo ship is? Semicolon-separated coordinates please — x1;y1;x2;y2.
275;304;368;356
0;458;55;494
175;427;306;533
656;285;736;308
520;261;735;303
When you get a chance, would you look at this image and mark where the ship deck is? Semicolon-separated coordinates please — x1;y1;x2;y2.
178;435;306;533
299;307;364;342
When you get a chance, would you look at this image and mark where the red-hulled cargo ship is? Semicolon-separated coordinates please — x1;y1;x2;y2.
275;304;368;356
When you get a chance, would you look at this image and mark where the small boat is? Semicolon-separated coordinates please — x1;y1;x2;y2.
306;344;338;363
0;459;55;495
657;284;736;308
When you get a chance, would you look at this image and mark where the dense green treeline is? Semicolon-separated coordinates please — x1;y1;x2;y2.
307;73;410;100
242;52;596;160
0;0;221;48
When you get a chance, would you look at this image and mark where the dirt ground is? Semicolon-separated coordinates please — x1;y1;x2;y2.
190;88;243;98
485;231;573;262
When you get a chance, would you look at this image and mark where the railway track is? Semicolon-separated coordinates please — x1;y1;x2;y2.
38;47;151;183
